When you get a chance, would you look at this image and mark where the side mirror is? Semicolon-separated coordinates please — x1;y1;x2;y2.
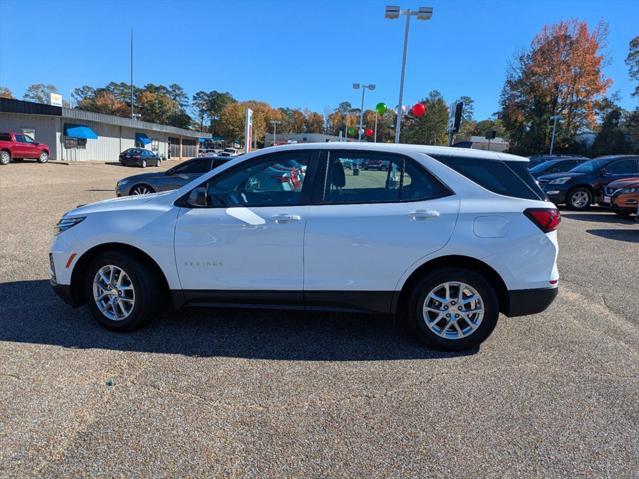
187;186;207;207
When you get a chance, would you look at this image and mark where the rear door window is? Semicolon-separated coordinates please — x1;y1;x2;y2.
322;151;451;204
432;155;545;200
606;158;638;174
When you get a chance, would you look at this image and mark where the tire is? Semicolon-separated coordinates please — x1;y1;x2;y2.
84;251;160;332
567;187;592;210
130;184;155;195
141;159;147;168
406;267;499;351
156;159;161;167
37;151;49;163
0;151;10;165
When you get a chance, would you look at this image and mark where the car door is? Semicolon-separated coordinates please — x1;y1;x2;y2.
174;150;317;298
13;134;31;158
303;150;460;313
597;158;639;193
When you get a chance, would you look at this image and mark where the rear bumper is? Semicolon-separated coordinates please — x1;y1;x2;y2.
505;287;558;317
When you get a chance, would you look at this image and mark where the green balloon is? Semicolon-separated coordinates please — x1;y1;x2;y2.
347;127;355;135
376;102;388;115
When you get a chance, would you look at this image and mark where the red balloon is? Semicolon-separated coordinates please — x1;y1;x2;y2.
365;128;374;137
412;102;426;117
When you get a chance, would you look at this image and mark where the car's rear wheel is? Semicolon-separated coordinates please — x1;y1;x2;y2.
84;252;160;331
37;151;49;163
407;268;499;351
0;151;10;165
567;187;592;210
130;184;155;195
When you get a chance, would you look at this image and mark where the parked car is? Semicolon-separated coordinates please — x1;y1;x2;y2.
363;158;389;170
116;156;229;196
528;154;588;170
0;132;50;165
539;155;639;210
119;148;162;167
529;157;589;178
600;177;639;217
50;144;559;351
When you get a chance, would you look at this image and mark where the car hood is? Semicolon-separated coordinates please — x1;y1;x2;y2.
68;190;176;216
117;172;167;184
538;171;585;181
607;177;639;188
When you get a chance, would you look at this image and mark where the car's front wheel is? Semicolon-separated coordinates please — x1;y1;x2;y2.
84;252;160;331
407;268;499;351
567;187;592;210
38;151;49;163
156;159;162;167
130;184;155;195
141;159;147;168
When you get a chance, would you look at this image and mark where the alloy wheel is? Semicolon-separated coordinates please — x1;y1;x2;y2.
570;190;590;209
0;151;10;165
131;185;153;195
422;282;484;340
92;265;135;321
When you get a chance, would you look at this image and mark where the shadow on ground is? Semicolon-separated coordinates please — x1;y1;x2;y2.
562;212;636;225
586;228;639;243
0;280;472;361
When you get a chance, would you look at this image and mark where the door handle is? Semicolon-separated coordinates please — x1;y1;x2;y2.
272;214;302;224
408;209;440;220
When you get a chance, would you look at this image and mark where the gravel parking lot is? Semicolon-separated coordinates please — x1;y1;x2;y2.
1;161;638;478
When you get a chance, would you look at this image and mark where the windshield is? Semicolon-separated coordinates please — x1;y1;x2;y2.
570;158;606;174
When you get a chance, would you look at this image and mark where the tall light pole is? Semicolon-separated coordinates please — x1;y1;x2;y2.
130;29;135;120
385;5;433;143
270;120;281;146
549;114;561;155
353;83;376;141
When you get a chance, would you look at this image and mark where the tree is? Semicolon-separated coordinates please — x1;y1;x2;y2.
499;20;611;155
626;35;639;97
77;90;129;117
23;84;59;104
0;87;14;99
401;90;449;145
192;91;210;130
305;112;324;133
590;109;631;156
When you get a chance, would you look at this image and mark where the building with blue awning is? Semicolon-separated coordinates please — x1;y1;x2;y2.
0;98;211;162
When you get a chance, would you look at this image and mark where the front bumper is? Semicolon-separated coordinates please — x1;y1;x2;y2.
50;279;79;307
542;184;568;205
504;287;558;317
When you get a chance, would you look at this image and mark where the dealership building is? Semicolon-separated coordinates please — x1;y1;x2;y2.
0;98;210;162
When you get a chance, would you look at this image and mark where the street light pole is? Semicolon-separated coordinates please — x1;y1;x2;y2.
549;114;560;155
385;6;433;143
353;83;376;141
270;120;281;147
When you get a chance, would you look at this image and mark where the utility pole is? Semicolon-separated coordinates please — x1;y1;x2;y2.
549;114;560;155
130;29;134;120
270;120;281;146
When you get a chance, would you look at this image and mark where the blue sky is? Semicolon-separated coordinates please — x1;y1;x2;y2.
0;0;637;119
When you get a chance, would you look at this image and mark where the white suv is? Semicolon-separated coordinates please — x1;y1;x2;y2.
50;144;559;351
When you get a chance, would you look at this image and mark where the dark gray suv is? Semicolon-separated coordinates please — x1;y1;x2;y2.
116;156;229;196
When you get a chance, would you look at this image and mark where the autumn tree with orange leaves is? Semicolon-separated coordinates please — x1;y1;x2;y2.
499;20;611;155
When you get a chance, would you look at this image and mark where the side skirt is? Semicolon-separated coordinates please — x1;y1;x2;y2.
173;290;396;315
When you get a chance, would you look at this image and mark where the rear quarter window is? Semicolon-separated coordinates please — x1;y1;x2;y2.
432;155;545;201
0;133;11;141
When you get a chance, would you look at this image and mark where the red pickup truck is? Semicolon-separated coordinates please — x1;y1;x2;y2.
0;132;50;165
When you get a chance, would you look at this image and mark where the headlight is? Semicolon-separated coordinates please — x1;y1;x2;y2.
117;179;129;187
56;216;86;234
549;177;572;185
619;187;639;194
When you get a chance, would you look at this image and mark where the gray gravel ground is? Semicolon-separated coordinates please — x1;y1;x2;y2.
1;161;638;478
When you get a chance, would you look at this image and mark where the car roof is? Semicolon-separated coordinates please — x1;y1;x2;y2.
593;154;639;161
263;142;529;162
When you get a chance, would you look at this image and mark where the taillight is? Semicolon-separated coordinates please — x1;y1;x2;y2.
524;208;561;233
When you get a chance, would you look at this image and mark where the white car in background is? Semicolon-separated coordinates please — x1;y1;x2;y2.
50;143;559;351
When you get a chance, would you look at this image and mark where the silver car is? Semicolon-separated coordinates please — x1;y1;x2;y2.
116;157;229;196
